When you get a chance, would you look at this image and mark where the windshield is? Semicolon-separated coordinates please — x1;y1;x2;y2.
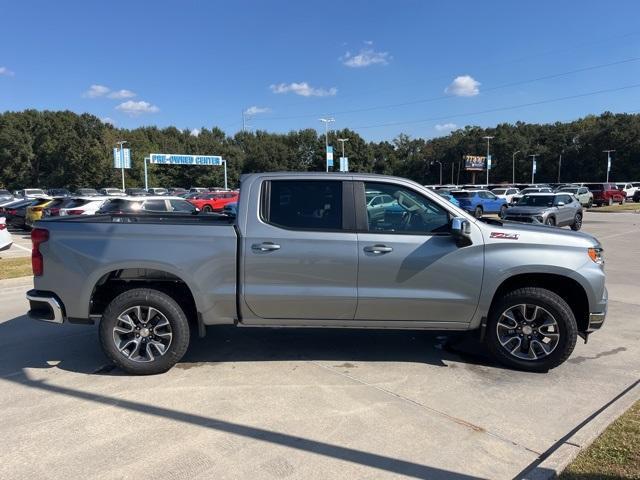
560;188;578;193
492;189;507;194
517;195;555;207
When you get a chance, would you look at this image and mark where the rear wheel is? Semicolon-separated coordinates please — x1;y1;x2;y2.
486;287;577;372
99;288;190;375
570;213;582;231
474;206;483;218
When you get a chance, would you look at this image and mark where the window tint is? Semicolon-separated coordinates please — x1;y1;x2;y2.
142;200;168;212
169;199;195;212
268;180;342;230
364;182;450;234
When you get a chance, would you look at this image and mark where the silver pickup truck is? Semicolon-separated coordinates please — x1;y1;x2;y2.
27;172;607;374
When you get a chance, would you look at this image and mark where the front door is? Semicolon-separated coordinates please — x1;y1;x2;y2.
355;181;483;323
243;179;358;320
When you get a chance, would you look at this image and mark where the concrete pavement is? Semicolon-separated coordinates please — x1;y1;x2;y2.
0;212;638;479
0;227;31;258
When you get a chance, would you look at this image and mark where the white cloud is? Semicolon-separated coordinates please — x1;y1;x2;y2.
270;82;337;97
101;117;116;126
107;89;136;99
0;66;14;76
435;123;457;132
445;75;480;97
244;106;270;116
340;43;391;68
115;100;159;116
190;128;201;137
84;84;110;98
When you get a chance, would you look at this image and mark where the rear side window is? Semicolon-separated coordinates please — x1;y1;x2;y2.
266;180;342;230
142;200;168;212
451;191;472;199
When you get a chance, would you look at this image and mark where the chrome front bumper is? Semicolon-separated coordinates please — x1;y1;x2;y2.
26;290;65;324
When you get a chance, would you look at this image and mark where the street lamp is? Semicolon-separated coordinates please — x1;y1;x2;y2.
319;118;335;172
337;138;349;172
116;140;128;190
431;160;443;185
483;136;494;186
512;150;521;184
529;154;539;184
603;149;615;182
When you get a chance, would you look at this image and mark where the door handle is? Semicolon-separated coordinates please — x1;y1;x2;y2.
252;242;281;252
363;244;393;254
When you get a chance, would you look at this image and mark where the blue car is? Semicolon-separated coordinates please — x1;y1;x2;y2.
436;190;460;207
451;189;508;218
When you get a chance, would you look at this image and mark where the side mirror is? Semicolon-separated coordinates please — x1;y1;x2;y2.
451;217;472;247
557;201;565;207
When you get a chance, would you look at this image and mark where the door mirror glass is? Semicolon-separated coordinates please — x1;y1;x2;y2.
451;217;472;246
557;201;565;207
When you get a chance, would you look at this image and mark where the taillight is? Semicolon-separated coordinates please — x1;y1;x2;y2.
31;228;49;276
50;208;60;216
67;209;85;215
0;223;6;230
8;209;17;215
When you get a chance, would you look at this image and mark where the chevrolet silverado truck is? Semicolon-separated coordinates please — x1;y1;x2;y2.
26;172;607;375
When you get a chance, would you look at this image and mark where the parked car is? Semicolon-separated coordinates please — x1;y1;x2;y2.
99;188;124;196
26;198;56;227
0;189;14;203
16;188;47;199
58;197;109;216
222;201;238;217
26;172;607;375
492;187;520;204
147;188;168;196
42;197;75;217
189;187;208;193
188;191;239;212
8;198;46;229
558;186;594;207
580;183;626;206
46;188;71;197
168;188;188;196
125;188;150;197
510;187;553;205
97;197;198;214
450;189;508;218
504;193;583;230
0;216;12;251
435;190;460;207
74;188;100;197
617;182;640;201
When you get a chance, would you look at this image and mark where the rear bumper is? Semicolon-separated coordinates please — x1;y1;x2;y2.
26;289;65;324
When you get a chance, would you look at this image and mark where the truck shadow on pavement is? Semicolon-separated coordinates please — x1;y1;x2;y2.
0;314;499;378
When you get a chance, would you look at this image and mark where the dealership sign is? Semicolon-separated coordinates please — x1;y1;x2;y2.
149;154;222;165
464;155;486;171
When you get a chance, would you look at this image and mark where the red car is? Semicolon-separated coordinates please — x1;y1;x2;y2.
582;183;626;207
188;192;238;212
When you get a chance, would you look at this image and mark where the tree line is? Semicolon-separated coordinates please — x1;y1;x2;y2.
0;109;639;190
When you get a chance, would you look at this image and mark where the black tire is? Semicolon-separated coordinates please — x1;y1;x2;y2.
587;199;593;208
570;213;582;231
202;205;213;213
486;287;578;372
99;288;190;375
545;216;555;226
499;205;508;219
474;206;483;218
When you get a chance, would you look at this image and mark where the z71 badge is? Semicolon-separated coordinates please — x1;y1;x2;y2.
490;232;520;240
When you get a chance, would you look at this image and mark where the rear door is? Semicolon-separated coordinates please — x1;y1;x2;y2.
242;179;358;320
355;180;483;323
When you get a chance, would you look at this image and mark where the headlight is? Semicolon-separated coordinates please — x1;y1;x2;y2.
588;247;604;266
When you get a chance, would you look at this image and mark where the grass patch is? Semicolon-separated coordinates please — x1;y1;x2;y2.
0;257;32;280
560;400;640;479
588;203;640;213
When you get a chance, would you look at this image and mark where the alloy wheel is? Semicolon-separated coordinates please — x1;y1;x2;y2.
112;306;173;362
496;304;560;360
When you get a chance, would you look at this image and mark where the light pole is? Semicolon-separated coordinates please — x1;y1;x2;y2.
319;118;335;172
512;150;521;184
431;160;443;185
483;136;494;186
116;140;128;190
337;138;349;172
529;154;539;184
603;150;615;182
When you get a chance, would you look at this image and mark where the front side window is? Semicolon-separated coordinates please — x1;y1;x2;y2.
267;180;342;230
364;182;449;234
169;199;195;212
142;200;168;212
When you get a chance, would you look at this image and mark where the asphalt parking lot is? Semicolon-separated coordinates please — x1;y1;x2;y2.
1;227;31;258
0;212;638;479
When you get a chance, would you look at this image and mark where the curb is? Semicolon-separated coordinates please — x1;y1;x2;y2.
520;380;640;479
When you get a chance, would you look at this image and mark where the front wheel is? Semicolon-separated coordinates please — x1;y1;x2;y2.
474;206;483;218
499;205;508;219
486;287;577;372
587;199;593;208
545;216;555;226
570;213;583;231
99;288;190;375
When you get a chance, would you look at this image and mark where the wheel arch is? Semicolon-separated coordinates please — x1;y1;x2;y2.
489;273;589;333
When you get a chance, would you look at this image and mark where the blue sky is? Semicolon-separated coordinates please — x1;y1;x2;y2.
1;0;640;140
